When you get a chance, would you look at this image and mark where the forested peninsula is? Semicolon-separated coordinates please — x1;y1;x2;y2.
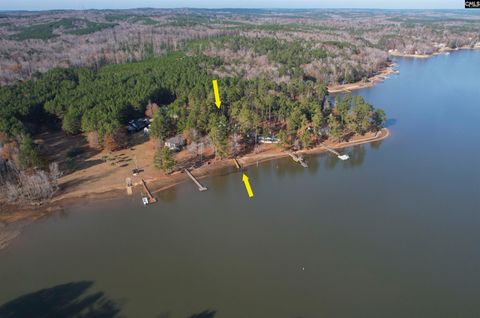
0;49;386;209
3;8;477;213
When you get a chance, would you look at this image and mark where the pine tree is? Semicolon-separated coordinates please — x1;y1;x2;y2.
154;147;175;173
150;108;171;142
18;135;42;169
208;114;229;159
328;115;343;142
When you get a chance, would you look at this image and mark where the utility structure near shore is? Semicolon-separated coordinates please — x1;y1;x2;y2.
126;177;133;195
184;169;208;191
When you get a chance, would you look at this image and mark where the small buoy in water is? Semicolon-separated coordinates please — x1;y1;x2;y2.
301;267;305;271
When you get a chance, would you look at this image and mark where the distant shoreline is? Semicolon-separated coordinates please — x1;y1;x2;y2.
388;45;480;59
327;63;397;93
327;46;480;94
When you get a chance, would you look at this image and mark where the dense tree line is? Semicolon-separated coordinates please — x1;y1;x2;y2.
1;10;478;85
0;45;386;206
1;51;386;163
188;36;328;78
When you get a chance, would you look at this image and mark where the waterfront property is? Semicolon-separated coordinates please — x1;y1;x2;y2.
1;50;480;318
165;135;187;151
258;136;279;144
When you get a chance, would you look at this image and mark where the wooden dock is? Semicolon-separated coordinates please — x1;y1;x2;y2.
141;179;157;204
184;169;208;191
233;158;242;170
287;152;308;168
319;144;349;160
319;144;340;156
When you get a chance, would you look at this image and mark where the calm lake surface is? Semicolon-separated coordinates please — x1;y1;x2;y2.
1;51;480;318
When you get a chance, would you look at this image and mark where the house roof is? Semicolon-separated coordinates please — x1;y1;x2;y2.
165;135;186;144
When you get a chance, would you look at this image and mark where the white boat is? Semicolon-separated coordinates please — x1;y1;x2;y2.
337;154;350;161
142;197;149;205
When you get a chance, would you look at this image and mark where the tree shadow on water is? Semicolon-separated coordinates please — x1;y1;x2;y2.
156;309;216;318
384;118;397;128
0;281;123;318
188;310;216;318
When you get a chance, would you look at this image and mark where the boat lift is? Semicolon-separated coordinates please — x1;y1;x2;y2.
319;144;350;161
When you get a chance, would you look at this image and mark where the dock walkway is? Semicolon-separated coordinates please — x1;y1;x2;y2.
287;152;308;168
319;144;340;156
233;158;242;170
319;143;349;160
184;169;208;191
141;179;157;204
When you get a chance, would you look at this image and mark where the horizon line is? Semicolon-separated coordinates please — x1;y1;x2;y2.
0;7;467;12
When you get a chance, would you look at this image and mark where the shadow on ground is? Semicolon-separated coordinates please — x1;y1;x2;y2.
0;281;123;318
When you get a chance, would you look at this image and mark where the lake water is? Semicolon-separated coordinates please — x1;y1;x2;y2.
1;51;480;318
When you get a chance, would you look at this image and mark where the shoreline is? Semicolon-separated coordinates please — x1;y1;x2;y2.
327;63;397;93
388;45;480;59
0;49;397;249
0;52;402;227
0;128;390;226
11;46;474;216
327;46;480;94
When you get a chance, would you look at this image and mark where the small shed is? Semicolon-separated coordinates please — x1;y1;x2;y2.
165;135;186;151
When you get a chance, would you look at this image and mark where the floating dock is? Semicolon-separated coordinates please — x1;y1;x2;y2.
288;152;308;168
319;144;349;160
184;169;208;191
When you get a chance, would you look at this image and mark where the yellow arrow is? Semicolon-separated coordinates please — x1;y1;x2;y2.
242;174;254;198
212;79;221;108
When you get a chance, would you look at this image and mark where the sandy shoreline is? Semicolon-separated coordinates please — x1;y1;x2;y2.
327;46;480;94
327;63;397;93
1;50;399;231
0;128;390;225
326;46;480;93
0;57;400;226
0;128;389;250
